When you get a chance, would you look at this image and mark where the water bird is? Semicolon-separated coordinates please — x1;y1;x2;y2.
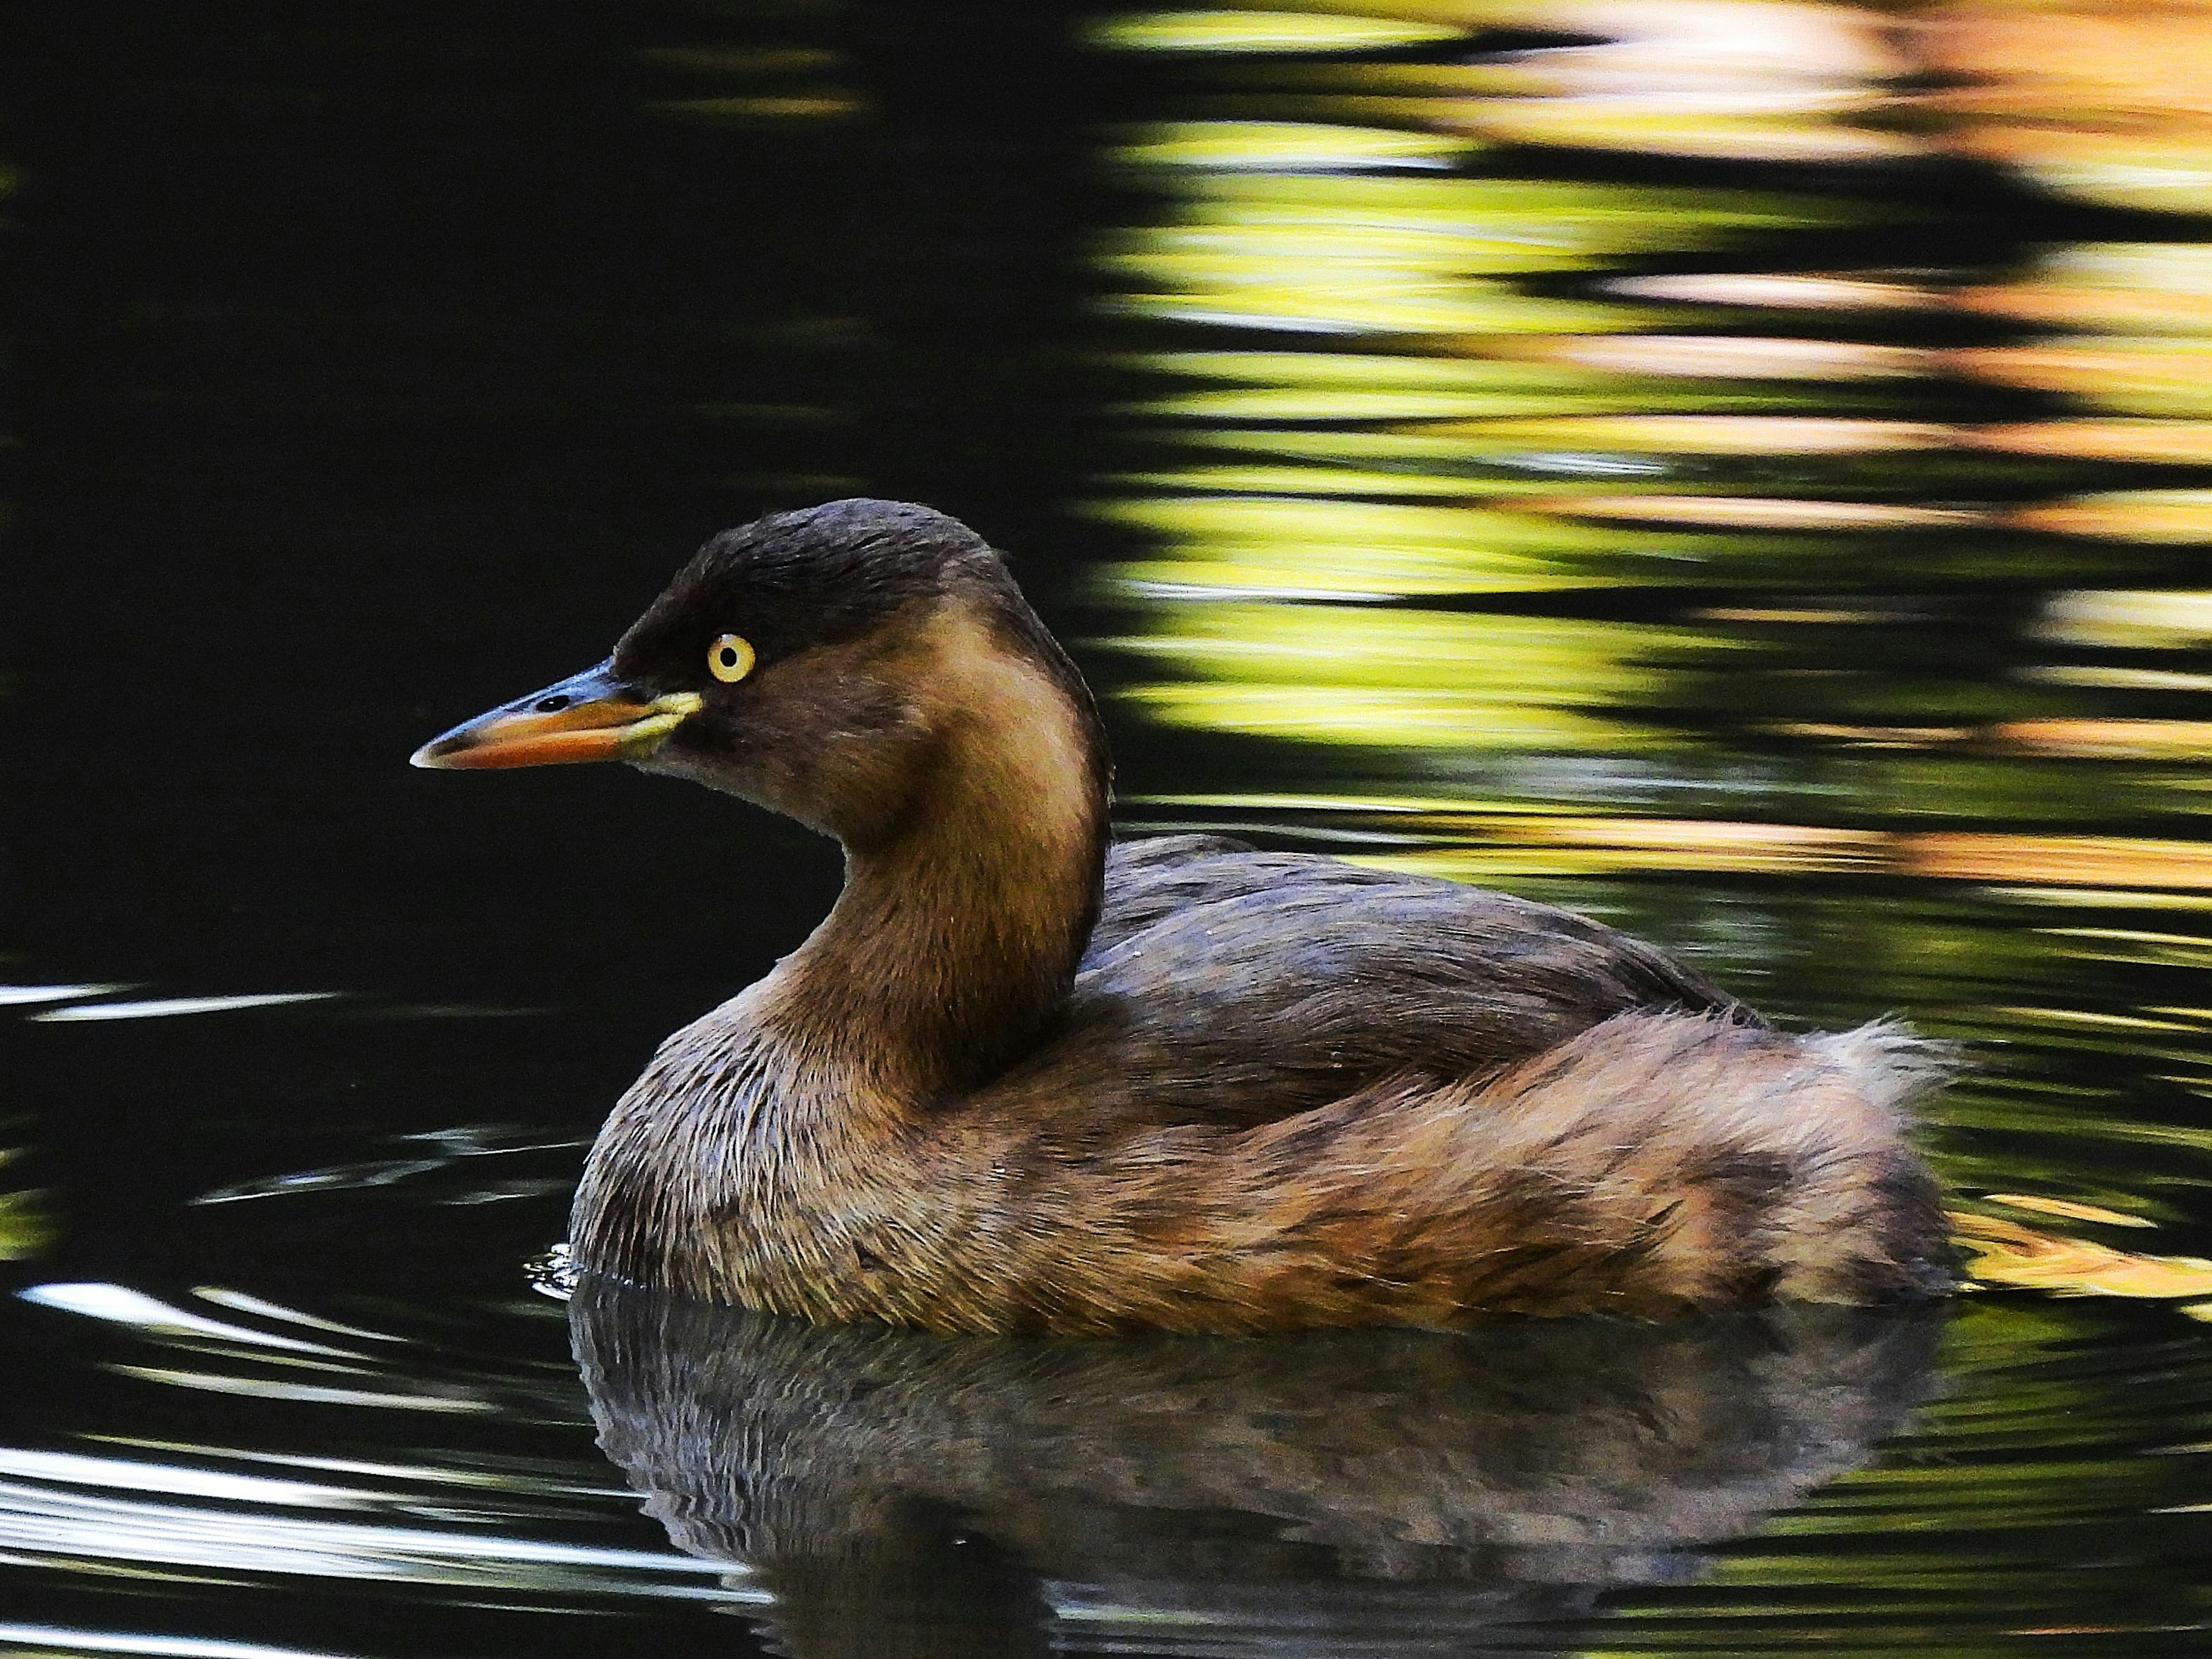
413;498;1955;1333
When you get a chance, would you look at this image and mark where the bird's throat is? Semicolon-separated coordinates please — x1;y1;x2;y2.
763;616;1108;1096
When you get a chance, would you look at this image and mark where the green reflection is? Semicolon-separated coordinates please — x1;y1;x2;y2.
0;1149;52;1262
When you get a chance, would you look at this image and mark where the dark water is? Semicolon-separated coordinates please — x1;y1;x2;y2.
7;3;2212;1654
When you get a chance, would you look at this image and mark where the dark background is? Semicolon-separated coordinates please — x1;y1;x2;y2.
5;0;1116;1026
1;17;1118;1647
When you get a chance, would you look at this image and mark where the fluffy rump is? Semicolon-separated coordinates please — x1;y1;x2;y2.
1054;1010;1959;1332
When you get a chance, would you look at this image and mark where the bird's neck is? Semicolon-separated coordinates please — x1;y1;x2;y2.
763;630;1108;1097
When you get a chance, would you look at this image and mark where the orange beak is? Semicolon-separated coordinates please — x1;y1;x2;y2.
410;661;703;771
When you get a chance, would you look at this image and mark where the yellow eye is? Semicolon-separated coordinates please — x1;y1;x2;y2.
707;634;755;684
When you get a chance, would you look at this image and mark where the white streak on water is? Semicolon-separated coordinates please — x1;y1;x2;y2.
109;1368;499;1413
20;1284;360;1358
0;1623;355;1659
0;984;130;1006
189;1289;404;1343
0;1477;761;1597
0;1449;377;1510
32;993;339;1022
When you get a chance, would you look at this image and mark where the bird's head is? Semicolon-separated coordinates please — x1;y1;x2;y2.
412;499;1102;850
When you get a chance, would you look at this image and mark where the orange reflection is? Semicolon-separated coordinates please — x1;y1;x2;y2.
1456;414;1951;452
1991;721;2212;760
1951;340;2212;416
1603;272;1936;308
1922;0;2212;213
1521;335;1933;379
1958;279;2212;334
1901;834;2212;889
1969;422;2212;464
1533;495;1983;529
2006;491;2212;542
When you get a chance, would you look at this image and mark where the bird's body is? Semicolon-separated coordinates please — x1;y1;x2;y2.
416;498;1955;1334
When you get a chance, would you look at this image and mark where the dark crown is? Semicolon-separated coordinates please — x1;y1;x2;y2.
612;499;998;683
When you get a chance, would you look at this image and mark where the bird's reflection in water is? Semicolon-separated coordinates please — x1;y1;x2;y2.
572;1280;1941;1657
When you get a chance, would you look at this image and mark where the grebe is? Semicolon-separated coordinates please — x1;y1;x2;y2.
413;498;1954;1333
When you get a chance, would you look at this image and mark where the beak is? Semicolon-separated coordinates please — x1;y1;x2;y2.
410;661;704;771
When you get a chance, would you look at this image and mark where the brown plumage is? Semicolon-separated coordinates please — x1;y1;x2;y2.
414;497;1957;1333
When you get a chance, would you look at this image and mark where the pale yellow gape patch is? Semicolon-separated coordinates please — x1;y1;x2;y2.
709;634;756;683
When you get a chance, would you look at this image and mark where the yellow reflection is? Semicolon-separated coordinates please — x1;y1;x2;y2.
1101;173;1848;336
1111;275;1633;335
1092;495;1711;595
1130;684;1655;748
2034;590;2212;648
1112;603;1717;747
1133;175;1825;257
1952;1212;2212;1300
1107;227;1581;276
1364;828;2212;889
1364;821;1884;878
1985;1193;2157;1229
2027;665;2212;692
1090;10;1466;52
2043;926;2212;971
1137;386;1593;419
1113;120;1476;171
1465;95;1915;165
0;1149;52;1263
1114;601;1707;694
1132;349;1619;392
1109;464;1522;498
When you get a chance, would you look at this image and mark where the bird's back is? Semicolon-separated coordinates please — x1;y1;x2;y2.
985;835;1755;1140
939;837;1954;1329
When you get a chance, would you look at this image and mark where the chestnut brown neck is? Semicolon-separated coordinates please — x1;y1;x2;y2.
758;608;1109;1097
